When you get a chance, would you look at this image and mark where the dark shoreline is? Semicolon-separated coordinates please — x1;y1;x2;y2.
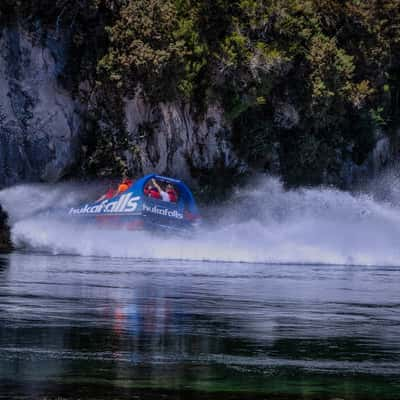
0;204;12;253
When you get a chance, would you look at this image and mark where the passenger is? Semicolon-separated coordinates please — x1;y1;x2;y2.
166;184;177;202
151;179;170;202
116;177;132;195
124;178;133;187
145;182;161;200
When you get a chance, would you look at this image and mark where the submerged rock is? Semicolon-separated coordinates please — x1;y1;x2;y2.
0;205;12;253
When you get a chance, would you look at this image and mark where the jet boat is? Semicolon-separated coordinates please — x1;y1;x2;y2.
67;174;201;232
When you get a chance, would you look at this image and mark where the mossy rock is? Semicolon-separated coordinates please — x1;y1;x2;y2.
0;205;12;253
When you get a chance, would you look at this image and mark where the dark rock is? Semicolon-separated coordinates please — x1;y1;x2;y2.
0;25;82;187
0;204;12;253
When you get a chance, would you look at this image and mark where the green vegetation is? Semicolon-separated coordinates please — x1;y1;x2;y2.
1;0;400;185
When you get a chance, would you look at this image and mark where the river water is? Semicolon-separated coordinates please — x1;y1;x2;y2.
0;254;399;399
1;177;400;398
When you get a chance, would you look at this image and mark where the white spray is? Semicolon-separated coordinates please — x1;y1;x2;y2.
1;176;400;266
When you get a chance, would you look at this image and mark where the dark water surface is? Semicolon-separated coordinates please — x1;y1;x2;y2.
0;253;399;399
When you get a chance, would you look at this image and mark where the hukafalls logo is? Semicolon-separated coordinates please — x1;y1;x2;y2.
69;193;140;215
142;203;184;219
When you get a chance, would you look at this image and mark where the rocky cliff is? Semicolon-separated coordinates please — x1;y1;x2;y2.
123;92;241;182
0;25;81;186
0;24;242;189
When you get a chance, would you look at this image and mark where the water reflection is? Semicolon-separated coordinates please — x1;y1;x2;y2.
0;253;400;399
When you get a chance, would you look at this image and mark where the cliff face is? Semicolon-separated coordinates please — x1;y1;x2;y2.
124;93;241;182
0;25;81;186
0;24;241;188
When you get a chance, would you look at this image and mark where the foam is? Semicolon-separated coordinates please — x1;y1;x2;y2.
2;176;400;266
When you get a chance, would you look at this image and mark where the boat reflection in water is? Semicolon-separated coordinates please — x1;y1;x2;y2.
0;253;400;399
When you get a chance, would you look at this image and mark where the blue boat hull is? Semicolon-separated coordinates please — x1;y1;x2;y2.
65;175;201;233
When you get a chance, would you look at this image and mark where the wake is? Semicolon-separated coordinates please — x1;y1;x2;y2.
1;175;400;266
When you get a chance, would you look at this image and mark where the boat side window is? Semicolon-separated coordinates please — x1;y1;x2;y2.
144;179;179;203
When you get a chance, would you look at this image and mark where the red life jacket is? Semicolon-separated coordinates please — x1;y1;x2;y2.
149;189;161;199
167;190;177;202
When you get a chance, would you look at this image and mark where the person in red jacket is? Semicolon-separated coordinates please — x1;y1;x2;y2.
149;186;161;199
151;179;171;202
166;184;178;202
144;181;161;200
116;177;133;195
